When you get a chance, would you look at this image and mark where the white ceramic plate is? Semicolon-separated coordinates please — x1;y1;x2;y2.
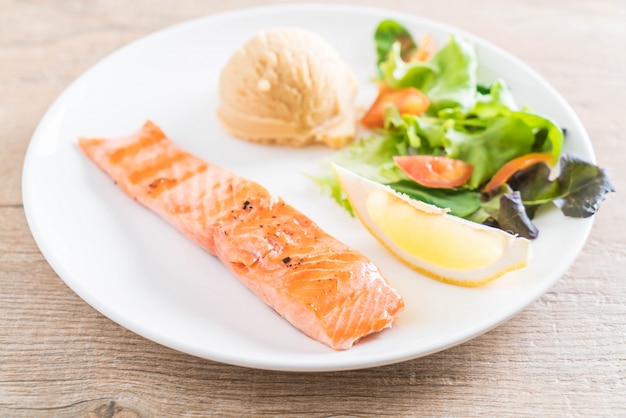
22;4;595;371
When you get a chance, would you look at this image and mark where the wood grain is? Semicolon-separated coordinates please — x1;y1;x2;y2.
1;0;624;416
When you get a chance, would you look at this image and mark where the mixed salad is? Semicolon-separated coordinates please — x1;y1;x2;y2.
312;19;614;239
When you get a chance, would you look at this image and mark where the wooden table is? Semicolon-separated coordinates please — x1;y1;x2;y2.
2;1;624;416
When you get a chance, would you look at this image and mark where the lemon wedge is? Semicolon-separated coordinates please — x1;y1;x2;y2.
332;163;531;286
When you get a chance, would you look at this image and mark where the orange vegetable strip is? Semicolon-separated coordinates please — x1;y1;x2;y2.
482;152;556;193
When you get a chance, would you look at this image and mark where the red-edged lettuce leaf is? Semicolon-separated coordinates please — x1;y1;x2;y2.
509;153;615;218
374;19;416;66
478;190;539;239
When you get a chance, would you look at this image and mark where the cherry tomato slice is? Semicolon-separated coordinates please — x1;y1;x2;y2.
394;155;474;188
482;152;556;193
361;87;430;128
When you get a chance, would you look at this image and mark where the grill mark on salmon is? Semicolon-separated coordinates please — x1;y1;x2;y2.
78;121;404;350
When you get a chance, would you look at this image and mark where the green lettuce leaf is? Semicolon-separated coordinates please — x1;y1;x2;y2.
383;106;446;153
387;180;482;218
444;115;535;189
379;42;437;90
425;35;477;112
472;79;564;161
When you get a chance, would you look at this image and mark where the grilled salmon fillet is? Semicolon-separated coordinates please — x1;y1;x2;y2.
78;121;404;350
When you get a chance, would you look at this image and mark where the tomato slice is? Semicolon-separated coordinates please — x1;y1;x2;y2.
361;87;430;128
482;152;556;193
394;155;474;188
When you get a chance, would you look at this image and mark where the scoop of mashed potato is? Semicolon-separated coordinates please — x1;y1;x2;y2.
217;28;358;148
